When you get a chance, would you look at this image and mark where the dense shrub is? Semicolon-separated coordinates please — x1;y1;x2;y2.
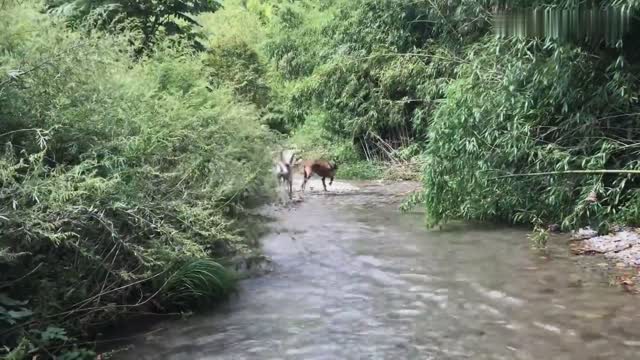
205;39;270;108
45;0;221;54
0;3;275;357
423;37;640;232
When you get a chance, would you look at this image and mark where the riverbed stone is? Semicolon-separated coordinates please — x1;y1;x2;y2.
571;227;640;284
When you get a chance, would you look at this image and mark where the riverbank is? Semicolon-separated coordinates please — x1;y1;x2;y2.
0;5;277;356
569;227;640;293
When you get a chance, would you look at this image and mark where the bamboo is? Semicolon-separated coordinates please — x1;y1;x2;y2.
494;169;640;179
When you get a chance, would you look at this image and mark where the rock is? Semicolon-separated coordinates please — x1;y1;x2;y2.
230;253;274;277
606;246;640;267
572;227;598;240
547;224;561;233
575;228;640;269
583;230;640;254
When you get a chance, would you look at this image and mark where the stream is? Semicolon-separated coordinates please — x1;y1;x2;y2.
116;180;640;360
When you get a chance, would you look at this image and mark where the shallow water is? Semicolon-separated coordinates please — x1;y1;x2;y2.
116;180;640;360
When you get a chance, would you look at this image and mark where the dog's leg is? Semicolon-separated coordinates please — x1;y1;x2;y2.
322;177;327;191
329;176;334;186
288;176;292;199
301;170;309;191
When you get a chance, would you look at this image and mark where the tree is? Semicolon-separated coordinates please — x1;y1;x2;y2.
45;0;221;55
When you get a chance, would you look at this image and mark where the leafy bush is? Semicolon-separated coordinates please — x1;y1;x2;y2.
45;0;221;54
1;2;275;356
205;38;270;108
161;259;236;309
422;37;640;232
337;161;384;180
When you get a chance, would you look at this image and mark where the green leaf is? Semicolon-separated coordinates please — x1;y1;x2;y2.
0;293;28;307
40;326;70;342
7;308;33;319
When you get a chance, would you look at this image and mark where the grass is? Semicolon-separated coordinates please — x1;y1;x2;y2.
336;161;384;180
161;259;236;310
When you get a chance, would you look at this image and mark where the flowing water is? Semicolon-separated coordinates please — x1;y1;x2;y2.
116;180;640;360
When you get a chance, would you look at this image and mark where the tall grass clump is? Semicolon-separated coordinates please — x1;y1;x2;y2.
161;259;236;309
1;2;276;357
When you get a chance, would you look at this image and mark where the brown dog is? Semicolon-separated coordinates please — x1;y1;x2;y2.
300;160;338;192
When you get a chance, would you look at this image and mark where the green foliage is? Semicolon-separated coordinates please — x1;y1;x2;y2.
200;1;271;109
423;36;640;231
255;0;493;172
198;0;266;48
243;0;640;225
249;0;640;220
529;223;550;249
1;309;96;360
494;4;633;47
45;0;221;54
0;294;32;329
400;189;426;213
205;39;270;108
161;259;235;309
337;161;383;180
5;0;640;356
27;326;95;360
1;2;275;356
2;338;30;360
287;111;336;158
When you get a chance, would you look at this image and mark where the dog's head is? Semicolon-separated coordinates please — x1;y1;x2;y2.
280;150;295;166
275;161;290;175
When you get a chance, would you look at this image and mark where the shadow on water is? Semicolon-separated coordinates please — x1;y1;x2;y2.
112;179;640;360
